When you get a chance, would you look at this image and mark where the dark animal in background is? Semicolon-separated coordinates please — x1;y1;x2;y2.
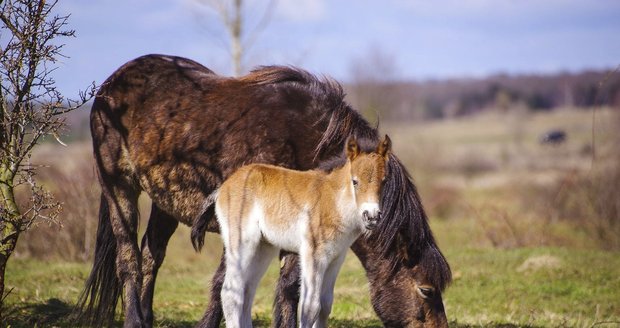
76;54;451;328
540;130;566;145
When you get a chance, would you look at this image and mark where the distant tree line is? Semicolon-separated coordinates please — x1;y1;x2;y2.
346;69;620;121
61;67;620;141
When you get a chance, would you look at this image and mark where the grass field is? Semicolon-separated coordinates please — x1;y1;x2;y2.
5;227;620;327
3;108;620;327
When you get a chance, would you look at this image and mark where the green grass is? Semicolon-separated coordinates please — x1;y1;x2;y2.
442;247;620;327
4;225;620;327
4;108;620;327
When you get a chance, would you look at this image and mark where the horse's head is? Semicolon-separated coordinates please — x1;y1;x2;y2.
364;244;449;328
346;135;391;230
351;154;451;328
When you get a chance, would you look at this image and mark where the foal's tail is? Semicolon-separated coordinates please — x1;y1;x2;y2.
191;189;220;251
74;194;122;327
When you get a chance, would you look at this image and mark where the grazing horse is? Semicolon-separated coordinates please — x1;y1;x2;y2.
76;54;451;328
217;136;390;328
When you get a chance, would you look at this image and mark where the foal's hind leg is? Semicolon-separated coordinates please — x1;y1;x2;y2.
220;225;271;328
240;242;278;325
140;204;179;327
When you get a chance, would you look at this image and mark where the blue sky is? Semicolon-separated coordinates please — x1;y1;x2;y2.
51;0;620;95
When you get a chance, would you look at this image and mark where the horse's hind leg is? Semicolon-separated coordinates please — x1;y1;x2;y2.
99;180;143;328
196;253;225;328
140;204;179;327
196;243;276;328
92;95;144;327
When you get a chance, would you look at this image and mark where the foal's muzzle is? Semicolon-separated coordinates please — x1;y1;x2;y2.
363;210;381;230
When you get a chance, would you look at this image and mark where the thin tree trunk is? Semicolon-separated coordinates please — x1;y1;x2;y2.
0;170;20;319
231;0;243;77
0;235;18;321
0;259;7;320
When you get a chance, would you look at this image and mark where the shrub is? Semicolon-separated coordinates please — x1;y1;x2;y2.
14;154;100;261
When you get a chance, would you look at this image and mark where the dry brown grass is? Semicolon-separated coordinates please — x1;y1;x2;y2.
11;107;620;261
385;107;620;250
14;142;99;261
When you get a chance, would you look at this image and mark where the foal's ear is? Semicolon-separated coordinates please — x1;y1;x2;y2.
346;137;360;161
377;134;392;159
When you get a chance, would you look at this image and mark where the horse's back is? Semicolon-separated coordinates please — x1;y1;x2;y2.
90;54;354;225
91;54;218;132
90;55;224;223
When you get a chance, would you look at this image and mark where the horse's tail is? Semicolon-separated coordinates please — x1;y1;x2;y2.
74;194;122;327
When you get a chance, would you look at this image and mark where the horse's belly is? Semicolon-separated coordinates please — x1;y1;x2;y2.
136;165;214;226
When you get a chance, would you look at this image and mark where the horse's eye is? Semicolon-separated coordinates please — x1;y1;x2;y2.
417;286;435;299
352;178;358;187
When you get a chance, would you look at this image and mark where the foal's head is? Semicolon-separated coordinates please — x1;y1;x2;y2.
346;135;391;230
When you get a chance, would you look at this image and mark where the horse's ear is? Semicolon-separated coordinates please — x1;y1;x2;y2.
346;137;360;161
377;134;392;159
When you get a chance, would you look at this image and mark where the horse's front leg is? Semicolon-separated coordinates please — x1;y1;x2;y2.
139;204;179;327
273;251;301;328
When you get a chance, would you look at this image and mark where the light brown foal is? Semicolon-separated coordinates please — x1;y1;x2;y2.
216;136;391;328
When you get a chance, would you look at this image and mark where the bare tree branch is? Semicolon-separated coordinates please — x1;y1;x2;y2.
0;0;96;314
192;0;277;76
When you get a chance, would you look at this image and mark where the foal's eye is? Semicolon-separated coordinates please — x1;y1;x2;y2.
352;178;358;187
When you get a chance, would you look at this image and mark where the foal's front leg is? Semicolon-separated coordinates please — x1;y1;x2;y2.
315;252;347;328
299;250;326;328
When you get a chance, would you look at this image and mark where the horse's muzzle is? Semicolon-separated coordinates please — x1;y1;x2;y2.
363;210;381;230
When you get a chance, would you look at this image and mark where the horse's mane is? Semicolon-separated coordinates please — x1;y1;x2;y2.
241;65;379;158
200;65;451;290
240;65;325;86
244;66;451;290
379;155;452;291
240;66;345;115
313;91;452;292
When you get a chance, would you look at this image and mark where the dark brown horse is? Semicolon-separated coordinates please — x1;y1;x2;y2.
76;54;451;328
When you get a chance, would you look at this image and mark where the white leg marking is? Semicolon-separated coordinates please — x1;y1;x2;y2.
241;242;278;327
314;252;347;328
298;246;327;328
219;202;266;328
